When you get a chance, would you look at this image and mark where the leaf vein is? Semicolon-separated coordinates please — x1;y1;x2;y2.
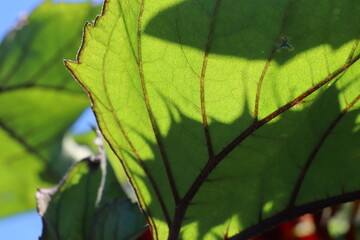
98;10;172;225
94;111;160;239
286;93;360;210
136;0;180;205
198;0;221;159
253;0;295;121
0;119;47;162
168;52;360;239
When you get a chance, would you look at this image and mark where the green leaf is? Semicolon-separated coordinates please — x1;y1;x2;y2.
66;0;360;239
91;199;146;240
0;1;99;216
37;145;145;240
73;131;99;153
37;157;102;240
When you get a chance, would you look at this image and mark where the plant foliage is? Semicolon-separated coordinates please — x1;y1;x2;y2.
67;0;360;239
0;1;100;216
36;141;146;240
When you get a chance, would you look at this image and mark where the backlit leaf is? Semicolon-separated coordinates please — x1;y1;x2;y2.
66;0;360;239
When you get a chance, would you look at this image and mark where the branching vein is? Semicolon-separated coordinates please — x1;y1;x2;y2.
168;52;360;240
253;0;295;121
287;93;360;210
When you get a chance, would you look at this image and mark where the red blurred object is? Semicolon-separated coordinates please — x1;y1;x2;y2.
137;228;153;240
252;214;321;240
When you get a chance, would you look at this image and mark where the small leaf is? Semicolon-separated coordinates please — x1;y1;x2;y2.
37;137;145;240
37;157;103;240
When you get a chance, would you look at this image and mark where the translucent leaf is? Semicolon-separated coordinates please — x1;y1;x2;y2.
66;0;360;239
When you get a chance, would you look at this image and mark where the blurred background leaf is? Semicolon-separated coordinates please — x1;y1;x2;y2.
74;131;137;202
0;0;100;216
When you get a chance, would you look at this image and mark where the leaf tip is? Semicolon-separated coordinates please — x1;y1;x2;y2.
64;59;78;72
36;186;58;216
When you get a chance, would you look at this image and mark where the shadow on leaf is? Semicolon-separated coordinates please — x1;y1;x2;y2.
144;0;360;64
128;85;359;239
